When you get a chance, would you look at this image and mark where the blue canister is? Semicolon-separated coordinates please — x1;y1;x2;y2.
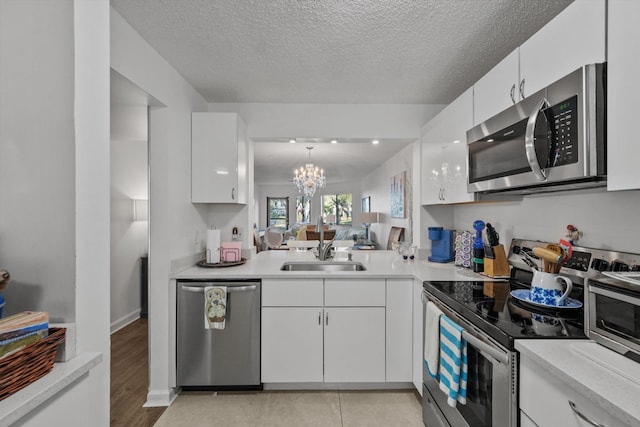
0;295;4;318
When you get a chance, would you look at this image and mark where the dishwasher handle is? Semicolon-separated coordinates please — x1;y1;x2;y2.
180;284;257;293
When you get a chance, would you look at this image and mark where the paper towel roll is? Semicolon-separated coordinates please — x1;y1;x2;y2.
206;229;221;263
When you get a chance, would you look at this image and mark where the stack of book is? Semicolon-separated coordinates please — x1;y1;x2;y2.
0;311;48;359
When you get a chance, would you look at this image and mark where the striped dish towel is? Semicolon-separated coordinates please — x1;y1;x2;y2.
438;314;468;407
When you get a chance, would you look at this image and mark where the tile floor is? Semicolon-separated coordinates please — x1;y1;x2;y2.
153;390;424;427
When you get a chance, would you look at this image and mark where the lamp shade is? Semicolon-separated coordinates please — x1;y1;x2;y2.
360;212;379;224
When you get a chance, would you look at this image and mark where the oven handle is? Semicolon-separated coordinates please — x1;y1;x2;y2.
422;290;510;365
599;320;640;347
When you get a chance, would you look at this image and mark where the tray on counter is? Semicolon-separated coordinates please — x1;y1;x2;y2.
197;258;247;268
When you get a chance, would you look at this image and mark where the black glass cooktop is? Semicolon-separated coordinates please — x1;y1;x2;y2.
423;276;586;350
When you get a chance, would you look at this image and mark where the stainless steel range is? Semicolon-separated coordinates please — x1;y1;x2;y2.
421;238;638;427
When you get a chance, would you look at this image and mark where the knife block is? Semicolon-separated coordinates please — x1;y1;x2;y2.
484;244;510;278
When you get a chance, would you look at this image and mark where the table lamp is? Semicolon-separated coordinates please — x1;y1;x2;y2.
360;212;379;243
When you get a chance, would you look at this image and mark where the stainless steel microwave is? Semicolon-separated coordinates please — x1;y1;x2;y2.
467;63;606;194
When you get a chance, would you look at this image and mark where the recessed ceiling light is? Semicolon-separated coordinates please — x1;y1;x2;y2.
372;140;380;145
330;139;338;144
452;140;461;144
289;139;296;144
487;139;494;143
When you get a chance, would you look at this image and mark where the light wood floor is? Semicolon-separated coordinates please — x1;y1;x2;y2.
111;318;166;427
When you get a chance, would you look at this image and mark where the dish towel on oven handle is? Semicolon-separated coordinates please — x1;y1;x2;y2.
424;301;443;379
204;286;227;330
439;314;468;407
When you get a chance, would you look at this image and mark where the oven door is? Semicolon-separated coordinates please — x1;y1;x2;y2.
422;291;518;427
588;281;640;361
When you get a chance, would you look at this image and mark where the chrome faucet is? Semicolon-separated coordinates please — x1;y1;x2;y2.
316;216;333;260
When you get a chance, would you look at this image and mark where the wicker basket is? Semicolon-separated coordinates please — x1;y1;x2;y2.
0;328;66;401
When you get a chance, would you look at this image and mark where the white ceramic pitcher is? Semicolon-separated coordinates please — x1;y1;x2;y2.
529;270;573;306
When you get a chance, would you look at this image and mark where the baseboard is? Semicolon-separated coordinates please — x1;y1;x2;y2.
262;382;414;391
110;309;141;334
144;387;178;407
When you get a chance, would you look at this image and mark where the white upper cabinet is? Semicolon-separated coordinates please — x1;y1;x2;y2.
191;112;248;203
473;0;606;126
607;0;640;191
519;0;605;99
421;87;474;205
473;48;520;126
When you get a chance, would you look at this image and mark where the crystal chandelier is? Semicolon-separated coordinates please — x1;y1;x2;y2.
293;146;326;197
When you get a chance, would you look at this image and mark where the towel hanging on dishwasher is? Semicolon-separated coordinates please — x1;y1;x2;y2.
204;286;227;330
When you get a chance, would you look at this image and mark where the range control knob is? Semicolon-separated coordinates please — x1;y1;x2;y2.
611;261;630;272
591;258;609;271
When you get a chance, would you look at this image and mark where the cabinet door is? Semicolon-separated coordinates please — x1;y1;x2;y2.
440;88;474;204
421;127;445;205
261;307;323;383
473;48;519;125
386;279;413;382
412;280;424;394
519;0;605;99
520;355;627;427
324;307;385;383
607;0;640;191
191;112;241;203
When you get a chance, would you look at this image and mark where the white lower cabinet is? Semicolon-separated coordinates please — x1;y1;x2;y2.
261;307;324;383
520;355;627;427
412;279;424;394
262;278;405;384
323;307;385;382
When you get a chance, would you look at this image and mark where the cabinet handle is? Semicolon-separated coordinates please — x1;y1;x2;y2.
318;311;321;325
519;78;525;99
568;401;605;427
231;187;235;200
510;83;516;104
325;312;329;326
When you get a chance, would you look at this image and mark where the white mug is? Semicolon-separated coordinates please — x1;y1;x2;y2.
529;270;573;306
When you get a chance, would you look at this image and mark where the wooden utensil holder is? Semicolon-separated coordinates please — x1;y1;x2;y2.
484;245;510;277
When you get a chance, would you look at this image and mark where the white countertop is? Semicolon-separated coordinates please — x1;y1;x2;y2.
173;250;488;282
516;339;640;426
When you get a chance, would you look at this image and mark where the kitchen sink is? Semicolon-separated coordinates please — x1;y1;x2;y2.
280;261;367;272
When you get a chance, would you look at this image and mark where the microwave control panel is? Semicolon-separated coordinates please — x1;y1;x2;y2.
546;95;578;167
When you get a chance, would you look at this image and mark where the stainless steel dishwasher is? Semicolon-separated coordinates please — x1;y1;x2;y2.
177;279;261;389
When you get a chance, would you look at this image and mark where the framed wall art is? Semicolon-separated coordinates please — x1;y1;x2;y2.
361;196;370;213
390;171;406;218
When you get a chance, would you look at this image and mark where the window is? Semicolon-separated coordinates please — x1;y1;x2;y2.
296;196;311;223
322;193;352;225
267;197;289;230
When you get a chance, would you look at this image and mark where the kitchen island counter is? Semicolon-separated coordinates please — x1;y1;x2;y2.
173;250;487;283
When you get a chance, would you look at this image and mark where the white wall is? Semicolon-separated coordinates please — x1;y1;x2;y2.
361;142;417;249
0;0;76;321
110;7;209;407
450;188;640;254
4;0;112;425
209;103;444;140
110;100;148;331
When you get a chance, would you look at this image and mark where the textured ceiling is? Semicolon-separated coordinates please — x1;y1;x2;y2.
110;0;573;105
110;0;572;185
